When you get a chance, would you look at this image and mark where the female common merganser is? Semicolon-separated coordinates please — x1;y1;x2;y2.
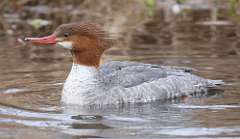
25;22;223;106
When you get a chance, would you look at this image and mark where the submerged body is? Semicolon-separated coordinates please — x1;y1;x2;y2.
25;22;224;106
62;61;223;105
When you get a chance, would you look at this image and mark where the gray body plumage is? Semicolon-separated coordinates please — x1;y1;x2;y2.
61;61;223;106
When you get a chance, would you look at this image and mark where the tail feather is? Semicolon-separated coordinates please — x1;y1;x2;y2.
208;80;224;87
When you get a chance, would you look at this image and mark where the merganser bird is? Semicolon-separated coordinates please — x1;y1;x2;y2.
25;22;223;106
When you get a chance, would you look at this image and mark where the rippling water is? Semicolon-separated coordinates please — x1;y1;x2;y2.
0;12;240;138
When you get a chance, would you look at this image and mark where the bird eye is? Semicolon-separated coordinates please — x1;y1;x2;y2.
64;32;69;37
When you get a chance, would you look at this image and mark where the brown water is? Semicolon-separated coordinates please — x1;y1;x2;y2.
0;14;240;139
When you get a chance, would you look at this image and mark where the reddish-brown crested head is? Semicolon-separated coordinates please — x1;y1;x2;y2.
25;22;113;67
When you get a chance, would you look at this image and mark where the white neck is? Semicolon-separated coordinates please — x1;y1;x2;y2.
61;63;98;105
69;63;97;80
64;63;99;90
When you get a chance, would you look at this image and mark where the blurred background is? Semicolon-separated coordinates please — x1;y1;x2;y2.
0;0;240;138
0;0;240;41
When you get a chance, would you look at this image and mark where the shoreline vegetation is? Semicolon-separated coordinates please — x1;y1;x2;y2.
0;0;239;44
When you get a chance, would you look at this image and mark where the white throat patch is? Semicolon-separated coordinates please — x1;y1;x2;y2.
56;41;73;50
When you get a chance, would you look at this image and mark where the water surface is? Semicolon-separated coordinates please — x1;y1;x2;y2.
0;12;240;139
